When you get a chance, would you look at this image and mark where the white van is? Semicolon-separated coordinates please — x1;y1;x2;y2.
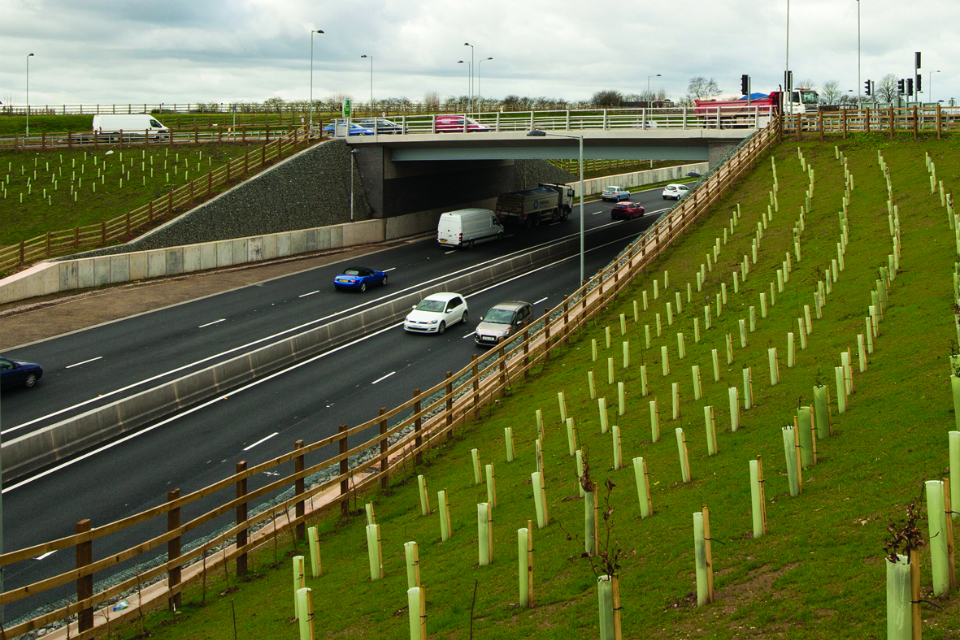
91;114;170;141
437;208;503;248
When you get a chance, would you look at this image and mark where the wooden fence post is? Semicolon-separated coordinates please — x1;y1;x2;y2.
544;307;552;359
226;161;231;183
242;125;246;145
889;106;894;139
101;221;107;245
498;344;507;389
68;131;73;149
167;489;182;610
76;519;94;633
865;107;871;133
913;106;918;140
414;388;423;465
45;232;51;257
261;143;266;167
445;372;454;438
74;227;79;249
236;461;248;576
244;151;249;174
168;190;174;217
148;201;154;224
278;138;282;160
339;424;349;517
379;408;389;491
42;131;46;150
562;295;570;346
194;125;198;146
294;440;306;541
125;212;131;236
841;109;847;139
266;122;270;142
522;328;531;378
207;171;212;197
19;240;25;265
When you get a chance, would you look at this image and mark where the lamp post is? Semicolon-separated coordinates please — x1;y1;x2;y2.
26;53;34;137
647;73;661;99
478;57;493;106
457;60;472;112
931;70;941;104
309;30;324;131
527;129;585;283
464;42;474;114
785;0;792;115
361;54;373;117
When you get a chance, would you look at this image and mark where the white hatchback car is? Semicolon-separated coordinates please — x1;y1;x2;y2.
662;184;690;200
404;292;469;335
601;186;631;202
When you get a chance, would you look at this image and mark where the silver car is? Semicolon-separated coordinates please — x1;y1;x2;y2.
474;301;534;347
662;183;690;200
601;186;631;202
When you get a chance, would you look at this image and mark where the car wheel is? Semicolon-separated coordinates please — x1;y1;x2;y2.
382;274;388;286
461;311;468;325
360;282;367;293
24;373;37;388
438;321;446;335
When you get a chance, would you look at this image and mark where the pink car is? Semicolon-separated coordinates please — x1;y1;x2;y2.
434;115;491;133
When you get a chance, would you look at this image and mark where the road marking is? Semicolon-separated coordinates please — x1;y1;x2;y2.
34;551;56;561
199;319;225;328
298;291;319;298
243;432;279;451
65;357;102;369
383;268;396;272
445;250;457;255
462;332;475;339
533;297;548;305
372;371;395;384
592;211;602;215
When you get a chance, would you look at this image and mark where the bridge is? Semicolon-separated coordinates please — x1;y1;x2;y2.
328;108;763;219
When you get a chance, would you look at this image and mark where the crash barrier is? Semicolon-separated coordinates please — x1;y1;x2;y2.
780;104;960;138
0;125;314;276
0;118;780;640
577;162;707;197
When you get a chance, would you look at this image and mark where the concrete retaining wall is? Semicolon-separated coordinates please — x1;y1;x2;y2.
578;162;707;196
1;235;578;481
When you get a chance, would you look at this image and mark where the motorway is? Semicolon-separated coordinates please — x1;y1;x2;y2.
1;187;674;620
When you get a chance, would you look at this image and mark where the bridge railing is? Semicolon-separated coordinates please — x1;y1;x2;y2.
328;106;777;137
780;104;960;138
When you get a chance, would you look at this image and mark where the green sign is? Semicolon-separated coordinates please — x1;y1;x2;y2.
342;99;352;118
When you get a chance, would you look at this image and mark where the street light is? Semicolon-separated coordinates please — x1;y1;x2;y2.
361;54;373;117
458;60;472;112
464;42;474;114
26;53;34;137
931;70;941;104
478;57;493;106
527;129;585;283
309;30;324;131
785;0;792;115
647;73;661;99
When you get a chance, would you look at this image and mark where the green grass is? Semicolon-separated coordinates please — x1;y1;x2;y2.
0;145;254;248
59;134;960;638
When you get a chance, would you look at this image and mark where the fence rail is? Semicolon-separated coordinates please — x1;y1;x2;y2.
780;104;960;138
0;115;780;639
0;126;316;276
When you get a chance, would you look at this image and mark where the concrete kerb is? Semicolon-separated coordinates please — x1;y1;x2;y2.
1;236;579;482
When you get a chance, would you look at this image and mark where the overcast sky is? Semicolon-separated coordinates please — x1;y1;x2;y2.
2;0;958;108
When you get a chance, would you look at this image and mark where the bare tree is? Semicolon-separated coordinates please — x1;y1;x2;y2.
797;78;817;90
877;74;899;103
819;80;842;105
686;77;721;100
423;91;440;110
592;90;623;107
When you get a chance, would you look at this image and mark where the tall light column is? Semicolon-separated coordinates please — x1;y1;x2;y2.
464;42;474;114
309;30;324;131
647;73;661;98
856;0;861;108
785;0;791;114
26;53;34;137
361;54;373;117
478;57;493;107
458;60;472;112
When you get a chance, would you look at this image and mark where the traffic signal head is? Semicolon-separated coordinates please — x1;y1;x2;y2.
864;80;871;96
897;79;905;93
741;74;749;95
907;78;914;96
915;74;922;93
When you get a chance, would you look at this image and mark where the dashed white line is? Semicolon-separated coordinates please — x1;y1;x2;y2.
462;332;475;339
65;357;102;369
383;267;396;272
199;319;225;328
34;551;56;561
533;297;549;305
444;250;457;255
243;432;279;451
372;371;396;385
299;291;319;298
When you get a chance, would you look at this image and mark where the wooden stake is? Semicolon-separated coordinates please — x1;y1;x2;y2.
945;480;957;590
910;549;921;640
702;505;714;604
757;455;767;534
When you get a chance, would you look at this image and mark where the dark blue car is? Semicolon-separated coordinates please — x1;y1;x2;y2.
333;266;387;292
0;356;43;389
322;122;375;136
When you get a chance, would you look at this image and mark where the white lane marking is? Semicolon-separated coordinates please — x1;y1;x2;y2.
444;250;457;255
65;357;102;369
4;221;631;437
34;551;56;561
243;432;279;451
199;319;225;328
462;332;475;339
4;235;636;493
371;371;395;385
383;268;396;272
533;297;548;305
299;291;319;298
592;211;602;215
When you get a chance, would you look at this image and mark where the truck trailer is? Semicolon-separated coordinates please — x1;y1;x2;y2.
695;89;819;128
494;183;574;228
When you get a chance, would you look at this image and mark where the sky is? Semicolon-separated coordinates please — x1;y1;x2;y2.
1;0;958;109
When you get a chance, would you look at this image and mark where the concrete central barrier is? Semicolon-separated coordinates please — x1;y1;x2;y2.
2;235;580;482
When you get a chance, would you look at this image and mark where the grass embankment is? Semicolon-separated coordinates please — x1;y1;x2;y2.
0;145;253;248
90;135;960;638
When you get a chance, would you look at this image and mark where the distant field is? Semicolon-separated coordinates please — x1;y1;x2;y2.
99;133;960;639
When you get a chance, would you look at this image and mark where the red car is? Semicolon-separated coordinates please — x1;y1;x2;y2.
434;115;491;133
611;202;645;220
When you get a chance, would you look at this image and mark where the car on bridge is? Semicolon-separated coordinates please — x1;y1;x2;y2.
474;301;533;347
404;293;469;335
333;266;388;292
601;186;631;202
662;184;690;200
611;202;645;220
322;122;376;136
0;356;43;390
434;115;491;133
356;118;405;134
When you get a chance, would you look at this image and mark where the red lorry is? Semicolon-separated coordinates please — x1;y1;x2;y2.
695;89;819;127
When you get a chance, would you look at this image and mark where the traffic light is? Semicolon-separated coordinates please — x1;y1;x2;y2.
907;78;914;96
897;79;905;94
915;52;921;69
741;74;750;96
915;74;922;93
864;80;872;96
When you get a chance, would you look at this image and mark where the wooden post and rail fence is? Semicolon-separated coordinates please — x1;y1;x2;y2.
0;119;779;639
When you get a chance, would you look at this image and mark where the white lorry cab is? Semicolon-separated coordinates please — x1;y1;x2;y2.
437;208;503;248
91;114;170;141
